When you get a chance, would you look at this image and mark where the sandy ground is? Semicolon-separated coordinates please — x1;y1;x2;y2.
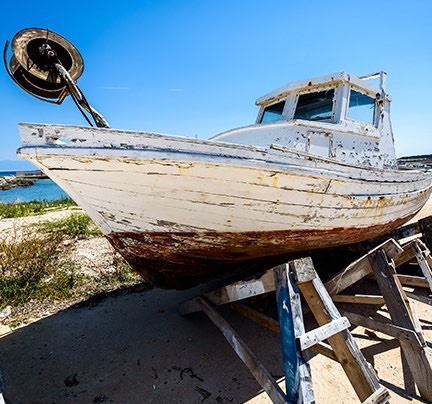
0;211;431;403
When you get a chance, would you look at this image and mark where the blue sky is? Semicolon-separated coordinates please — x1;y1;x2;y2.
0;0;431;170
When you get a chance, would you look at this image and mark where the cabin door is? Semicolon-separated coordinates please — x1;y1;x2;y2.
306;131;335;158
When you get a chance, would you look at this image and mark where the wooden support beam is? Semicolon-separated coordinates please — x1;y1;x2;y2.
325;239;403;296
368;249;432;401
229;302;279;334
291;258;383;402
418;215;432;251
397;275;430;288
205;270;276;306
393;240;418;267
332;295;385;305
413;242;432;292
407;299;425;344
194;296;288;404
309;341;337;362
275;263;315;403
178;298;202;316
405;292;432;305
178;270;275;315
342;311;424;345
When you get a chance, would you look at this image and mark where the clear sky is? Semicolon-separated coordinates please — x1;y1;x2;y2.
1;0;431;170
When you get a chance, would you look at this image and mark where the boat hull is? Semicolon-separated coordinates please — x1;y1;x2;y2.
106;215;417;288
17;124;432;288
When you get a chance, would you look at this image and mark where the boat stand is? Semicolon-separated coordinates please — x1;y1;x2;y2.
179;236;432;403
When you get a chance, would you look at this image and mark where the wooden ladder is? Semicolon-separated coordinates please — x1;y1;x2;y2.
179;257;390;403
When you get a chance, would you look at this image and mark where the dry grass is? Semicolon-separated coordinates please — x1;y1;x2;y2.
0;204;142;327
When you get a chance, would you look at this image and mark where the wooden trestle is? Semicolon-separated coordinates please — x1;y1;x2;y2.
179;220;432;403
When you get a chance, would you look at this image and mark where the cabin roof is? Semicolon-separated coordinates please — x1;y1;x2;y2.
256;71;383;107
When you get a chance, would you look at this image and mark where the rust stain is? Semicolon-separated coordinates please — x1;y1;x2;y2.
256;174;264;185
106;213;416;290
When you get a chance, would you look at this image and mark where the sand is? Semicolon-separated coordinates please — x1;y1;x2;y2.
0;211;431;403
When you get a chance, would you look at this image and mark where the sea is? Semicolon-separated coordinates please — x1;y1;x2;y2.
0;171;69;203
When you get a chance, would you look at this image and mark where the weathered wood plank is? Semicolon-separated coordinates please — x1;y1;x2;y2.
342;311;423;345
413;242;432;292
332;295;385;305
179;270;275;315
275;263;314;404
361;386;390;404
369;249;432;401
298;317;351;351
408;299;425;345
205;270;276;306
397;275;430;288
178;298;202;316
418;216;432;251
291;258;383;402
405;292;432;305
229;302;280;333
309;341;337;362
393;240;418;267
195;296;288;404
325;239;403;296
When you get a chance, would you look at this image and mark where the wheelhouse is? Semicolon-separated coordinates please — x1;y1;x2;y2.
256;72;384;128
212;72;396;169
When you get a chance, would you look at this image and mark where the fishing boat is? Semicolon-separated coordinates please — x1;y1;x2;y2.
7;28;432;288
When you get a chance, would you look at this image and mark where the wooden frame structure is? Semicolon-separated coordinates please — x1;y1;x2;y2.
179;235;432;403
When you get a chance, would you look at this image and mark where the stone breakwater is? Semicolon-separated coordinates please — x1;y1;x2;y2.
0;176;34;190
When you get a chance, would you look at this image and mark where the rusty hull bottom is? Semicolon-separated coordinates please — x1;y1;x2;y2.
106;216;413;289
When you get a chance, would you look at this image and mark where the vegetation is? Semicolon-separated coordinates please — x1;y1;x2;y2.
0;198;76;219
38;213;103;238
0;202;142;325
0;229;82;309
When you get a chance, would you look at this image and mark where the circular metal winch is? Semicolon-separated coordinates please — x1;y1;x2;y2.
7;28;84;100
5;27;109;128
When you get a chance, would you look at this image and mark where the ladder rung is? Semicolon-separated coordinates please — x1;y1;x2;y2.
298;316;351;351
361;386;390;404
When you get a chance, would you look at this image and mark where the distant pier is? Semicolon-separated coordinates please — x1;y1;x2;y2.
15;170;48;179
0;170;48;190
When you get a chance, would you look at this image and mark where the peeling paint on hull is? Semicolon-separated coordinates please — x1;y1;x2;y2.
106;214;415;289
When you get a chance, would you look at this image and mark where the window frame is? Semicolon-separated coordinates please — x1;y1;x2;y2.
291;87;337;123
345;86;378;127
258;99;287;124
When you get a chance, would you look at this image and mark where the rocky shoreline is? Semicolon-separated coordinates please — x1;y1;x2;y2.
0;176;34;190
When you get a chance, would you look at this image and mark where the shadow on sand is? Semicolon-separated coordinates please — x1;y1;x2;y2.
1;282;430;403
0;284;283;403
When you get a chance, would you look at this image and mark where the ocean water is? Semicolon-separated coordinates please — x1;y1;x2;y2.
0;171;69;203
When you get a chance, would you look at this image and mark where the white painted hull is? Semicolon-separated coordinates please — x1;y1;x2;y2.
18;124;432;288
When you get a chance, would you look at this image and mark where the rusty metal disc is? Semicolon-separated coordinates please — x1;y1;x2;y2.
9;55;67;99
10;27;84;85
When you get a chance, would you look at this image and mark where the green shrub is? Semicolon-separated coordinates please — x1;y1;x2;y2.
38;213;102;239
0;198;76;219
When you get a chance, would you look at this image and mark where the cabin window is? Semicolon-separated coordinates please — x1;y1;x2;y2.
294;89;335;122
261;100;285;123
348;90;375;125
